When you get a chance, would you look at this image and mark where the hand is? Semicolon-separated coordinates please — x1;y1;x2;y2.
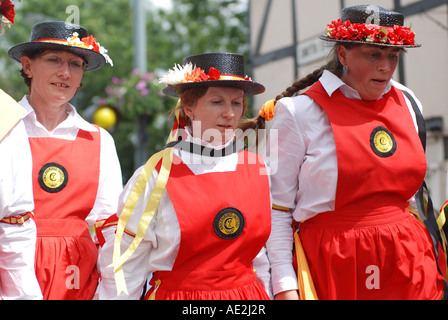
275;290;299;300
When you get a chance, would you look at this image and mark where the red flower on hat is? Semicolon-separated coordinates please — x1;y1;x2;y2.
82;35;100;53
207;67;221;81
0;0;15;24
391;25;416;45
371;28;388;43
324;18;417;46
185;67;208;82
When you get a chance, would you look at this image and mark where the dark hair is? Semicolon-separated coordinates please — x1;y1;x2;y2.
19;48;44;88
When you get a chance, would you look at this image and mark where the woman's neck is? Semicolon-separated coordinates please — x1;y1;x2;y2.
185;126;234;149
28;95;69;132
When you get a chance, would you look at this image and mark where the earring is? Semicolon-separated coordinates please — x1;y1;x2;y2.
343;66;348;76
190;116;194;121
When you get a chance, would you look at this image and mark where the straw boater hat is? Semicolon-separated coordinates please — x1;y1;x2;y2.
160;52;265;97
8;21;113;71
319;4;421;48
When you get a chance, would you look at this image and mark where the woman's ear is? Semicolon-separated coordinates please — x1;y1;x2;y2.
21;56;33;79
182;106;194;119
337;45;347;67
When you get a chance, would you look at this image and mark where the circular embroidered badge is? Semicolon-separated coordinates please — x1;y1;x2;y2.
370;126;397;158
38;162;68;193
213;207;245;240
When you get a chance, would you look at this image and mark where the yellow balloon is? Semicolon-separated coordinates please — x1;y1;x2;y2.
93;106;117;130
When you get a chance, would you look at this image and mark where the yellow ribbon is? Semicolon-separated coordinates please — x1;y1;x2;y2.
439;201;448;254
167;102;181;143
294;231;318;300
439;201;448;231
272;204;291;212
111;146;174;295
110;101;186;295
258;99;276;121
218;75;246;81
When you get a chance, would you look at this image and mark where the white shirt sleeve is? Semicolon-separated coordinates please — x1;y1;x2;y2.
253;246;273;299
86;127;123;227
0;120;34;219
98;164;181;300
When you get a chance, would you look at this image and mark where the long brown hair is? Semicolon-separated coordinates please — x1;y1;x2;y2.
275;44;345;102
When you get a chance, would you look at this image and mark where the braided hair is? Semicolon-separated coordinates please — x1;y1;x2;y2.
275;45;345;102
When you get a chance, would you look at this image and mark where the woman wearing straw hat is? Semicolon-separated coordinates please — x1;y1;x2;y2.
265;5;446;300
8;21;122;300
97;52;272;300
0;0;42;299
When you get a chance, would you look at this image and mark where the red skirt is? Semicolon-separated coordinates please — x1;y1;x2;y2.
146;267;270;300
34;219;99;300
148;280;270;300
299;205;445;300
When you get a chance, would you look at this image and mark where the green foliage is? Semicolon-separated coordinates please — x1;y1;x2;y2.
0;0;249;181
101;69;169;119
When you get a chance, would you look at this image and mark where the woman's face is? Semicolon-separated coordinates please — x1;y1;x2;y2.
184;86;245;145
338;44;401;101
21;50;85;107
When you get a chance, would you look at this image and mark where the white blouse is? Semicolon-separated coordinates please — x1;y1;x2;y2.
0;119;34;220
265;70;422;295
98;129;273;300
0;116;41;299
18;96;123;227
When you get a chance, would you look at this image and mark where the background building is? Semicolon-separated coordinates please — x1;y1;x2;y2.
249;0;448;208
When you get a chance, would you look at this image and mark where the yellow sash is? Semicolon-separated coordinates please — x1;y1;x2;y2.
110;106;182;296
294;231;318;300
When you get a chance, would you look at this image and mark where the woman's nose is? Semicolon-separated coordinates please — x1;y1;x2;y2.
222;104;235;118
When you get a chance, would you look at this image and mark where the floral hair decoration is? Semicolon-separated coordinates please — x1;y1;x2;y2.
324;19;417;46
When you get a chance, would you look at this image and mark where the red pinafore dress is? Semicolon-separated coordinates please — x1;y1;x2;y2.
299;82;446;300
147;150;271;300
29;128;101;300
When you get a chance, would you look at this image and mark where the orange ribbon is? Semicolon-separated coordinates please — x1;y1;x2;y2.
258;99;276;121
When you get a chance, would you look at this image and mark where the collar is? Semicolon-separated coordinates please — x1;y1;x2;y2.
165;126;243;157
320;70;393;100
19;95;98;133
183;126;236;150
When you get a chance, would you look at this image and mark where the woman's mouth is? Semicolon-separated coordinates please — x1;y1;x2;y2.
52;82;70;88
372;79;387;85
217;124;232;129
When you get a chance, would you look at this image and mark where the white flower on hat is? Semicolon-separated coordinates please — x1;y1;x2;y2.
98;45;113;67
159;62;194;85
67;32;114;66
